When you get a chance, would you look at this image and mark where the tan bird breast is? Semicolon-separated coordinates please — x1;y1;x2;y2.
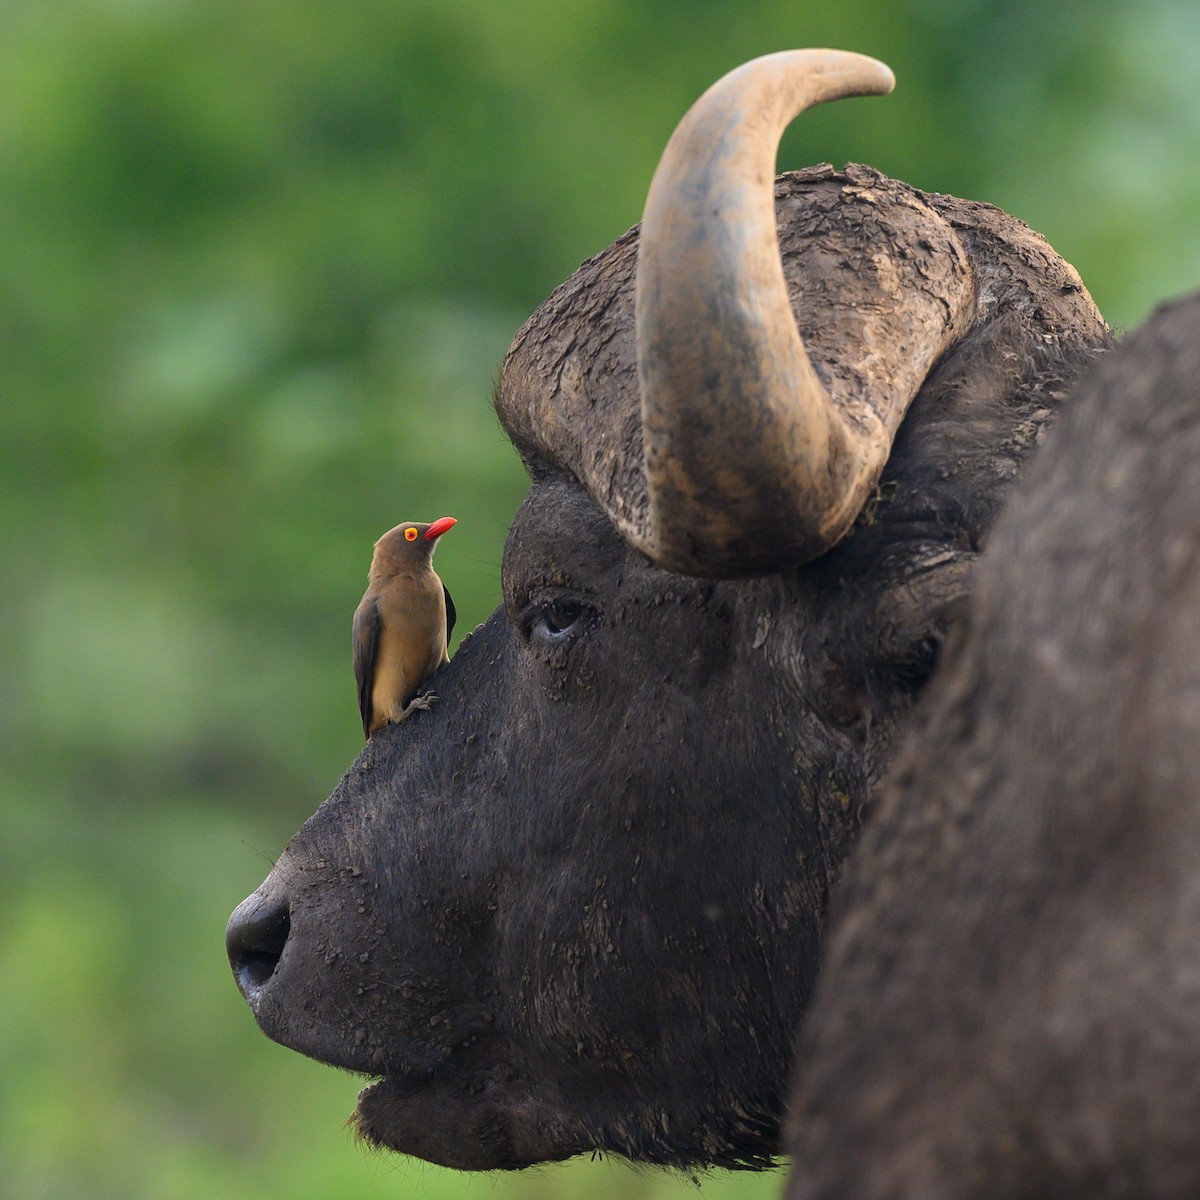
370;572;448;729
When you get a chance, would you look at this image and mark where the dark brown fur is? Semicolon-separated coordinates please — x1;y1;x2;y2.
787;293;1200;1200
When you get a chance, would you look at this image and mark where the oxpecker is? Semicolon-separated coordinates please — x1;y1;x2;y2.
353;517;457;738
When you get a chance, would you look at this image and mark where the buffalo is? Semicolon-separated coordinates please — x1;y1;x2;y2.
786;290;1200;1200
226;50;1108;1171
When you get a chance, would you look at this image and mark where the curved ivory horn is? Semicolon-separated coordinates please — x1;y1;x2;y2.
633;50;946;575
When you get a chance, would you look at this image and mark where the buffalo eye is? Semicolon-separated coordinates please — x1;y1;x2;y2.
531;599;586;644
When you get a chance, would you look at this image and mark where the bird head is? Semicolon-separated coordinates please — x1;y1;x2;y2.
372;516;457;573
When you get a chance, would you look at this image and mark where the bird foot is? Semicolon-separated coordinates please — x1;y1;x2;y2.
398;691;438;720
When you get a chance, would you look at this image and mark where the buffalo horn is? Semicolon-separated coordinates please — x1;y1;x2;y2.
632;50;959;575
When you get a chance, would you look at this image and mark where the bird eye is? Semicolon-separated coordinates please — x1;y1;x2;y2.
531;600;585;644
404;527;418;542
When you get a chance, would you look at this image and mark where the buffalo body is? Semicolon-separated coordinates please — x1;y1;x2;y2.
788;291;1200;1200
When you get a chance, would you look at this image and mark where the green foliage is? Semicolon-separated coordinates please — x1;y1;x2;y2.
2;1;1196;1196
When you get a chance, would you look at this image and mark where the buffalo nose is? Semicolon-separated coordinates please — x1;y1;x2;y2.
226;891;291;1003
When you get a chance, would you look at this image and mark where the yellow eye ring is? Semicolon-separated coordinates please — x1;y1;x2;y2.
404;527;419;541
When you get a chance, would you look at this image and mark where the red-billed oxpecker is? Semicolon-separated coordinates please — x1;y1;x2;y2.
353;517;457;738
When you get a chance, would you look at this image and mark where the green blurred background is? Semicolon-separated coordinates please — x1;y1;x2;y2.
2;1;1196;1197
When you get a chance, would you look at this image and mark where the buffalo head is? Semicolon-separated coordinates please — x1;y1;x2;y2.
227;51;1106;1171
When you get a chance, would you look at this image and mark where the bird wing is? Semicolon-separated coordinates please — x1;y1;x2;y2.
352;594;381;739
443;581;457;647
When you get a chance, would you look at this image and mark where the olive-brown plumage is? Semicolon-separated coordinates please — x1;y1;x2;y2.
353;517;457;738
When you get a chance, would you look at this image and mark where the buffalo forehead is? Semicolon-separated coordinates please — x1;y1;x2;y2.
494;165;974;533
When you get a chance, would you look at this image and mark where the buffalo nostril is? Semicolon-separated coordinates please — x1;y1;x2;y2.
226;893;291;1001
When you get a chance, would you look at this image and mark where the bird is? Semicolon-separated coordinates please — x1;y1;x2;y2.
353;516;457;738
